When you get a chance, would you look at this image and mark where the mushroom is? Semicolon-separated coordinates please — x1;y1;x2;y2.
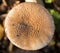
4;2;55;50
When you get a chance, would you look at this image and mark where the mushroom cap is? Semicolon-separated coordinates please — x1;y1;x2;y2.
4;2;55;50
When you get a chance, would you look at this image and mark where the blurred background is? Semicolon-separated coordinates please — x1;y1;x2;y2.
0;0;60;53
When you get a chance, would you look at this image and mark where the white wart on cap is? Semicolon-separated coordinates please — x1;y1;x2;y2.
4;2;55;50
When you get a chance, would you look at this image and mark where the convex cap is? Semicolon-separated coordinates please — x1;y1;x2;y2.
4;2;55;50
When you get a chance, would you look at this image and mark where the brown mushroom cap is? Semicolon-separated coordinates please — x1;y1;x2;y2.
4;2;55;50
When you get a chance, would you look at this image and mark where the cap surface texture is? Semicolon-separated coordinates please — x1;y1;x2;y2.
5;2;55;50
